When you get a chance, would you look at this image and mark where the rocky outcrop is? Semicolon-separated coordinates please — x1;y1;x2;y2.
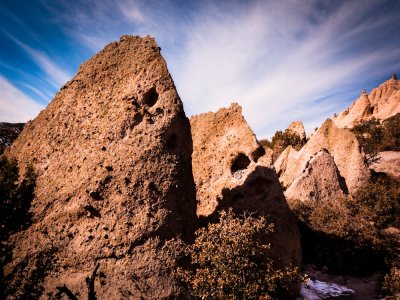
190;103;301;269
3;36;197;299
0;122;24;154
334;74;400;128
285;149;347;203
288;120;306;140
279;119;369;196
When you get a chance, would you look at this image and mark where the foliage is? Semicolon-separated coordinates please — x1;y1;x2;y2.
260;129;306;162
0;156;36;299
351;113;400;165
179;210;303;299
348;175;400;229
0;156;36;239
382;266;400;300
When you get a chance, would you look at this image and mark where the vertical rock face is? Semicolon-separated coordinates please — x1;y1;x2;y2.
3;36;197;299
190;103;301;269
279;119;369;196
288;120;306;140
334;74;400;128
284;149;347;203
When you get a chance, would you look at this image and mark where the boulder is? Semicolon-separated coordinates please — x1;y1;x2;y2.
3;35;197;299
274;145;296;177
190;103;301;269
279;119;369;195
285;149;347;203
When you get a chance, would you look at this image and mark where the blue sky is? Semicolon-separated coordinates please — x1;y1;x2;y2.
1;0;400;138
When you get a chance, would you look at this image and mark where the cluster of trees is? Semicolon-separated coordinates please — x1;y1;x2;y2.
351;113;400;165
260;130;306;162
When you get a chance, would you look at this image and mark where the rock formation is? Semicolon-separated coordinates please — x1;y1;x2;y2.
279;119;369;198
3;35;197;299
288;120;306;140
334;74;400;128
371;151;400;180
274;145;296;177
285;149;347;203
0;122;24;154
190;103;301;269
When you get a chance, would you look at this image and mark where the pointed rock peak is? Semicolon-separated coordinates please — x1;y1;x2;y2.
361;88;368;96
230;102;242;113
392;73;397;80
288;120;306;140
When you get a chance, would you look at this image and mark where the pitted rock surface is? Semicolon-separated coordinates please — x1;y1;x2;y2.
190;103;301;270
3;35;197;299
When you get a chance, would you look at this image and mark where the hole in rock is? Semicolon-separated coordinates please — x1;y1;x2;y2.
231;153;251;173
142;87;158;107
251;145;266;162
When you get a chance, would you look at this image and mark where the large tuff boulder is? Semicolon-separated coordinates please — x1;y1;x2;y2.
279;119;369;195
190;103;301;269
3;35;197;299
285;149;347;203
334;74;400;128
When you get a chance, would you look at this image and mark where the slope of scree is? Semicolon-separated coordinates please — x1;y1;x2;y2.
3;35;197;299
190;103;301;271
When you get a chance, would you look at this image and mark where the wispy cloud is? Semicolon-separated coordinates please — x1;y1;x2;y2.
5;35;71;89
4;0;400;136
0;76;44;122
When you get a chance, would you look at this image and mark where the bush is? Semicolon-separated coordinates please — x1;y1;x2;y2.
0;157;36;239
382;266;400;300
351;113;400;165
179;210;303;299
260;130;306;162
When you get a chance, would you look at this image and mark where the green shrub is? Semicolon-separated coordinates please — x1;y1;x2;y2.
261;130;306;162
179;210;303;299
351;113;400;165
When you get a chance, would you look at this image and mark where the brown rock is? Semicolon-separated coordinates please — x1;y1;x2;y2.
274;145;296;177
334;74;400;128
370;151;400;180
279;119;369;195
288;120;306;140
3;35;197;299
190;103;301;269
285;149;347;203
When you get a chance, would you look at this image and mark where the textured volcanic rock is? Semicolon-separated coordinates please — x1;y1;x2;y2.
285;149;347;203
288;120;306;140
334;74;400;128
3;35;197;299
0;122;24;154
274;145;296;177
190;103;301;269
279;119;369;195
